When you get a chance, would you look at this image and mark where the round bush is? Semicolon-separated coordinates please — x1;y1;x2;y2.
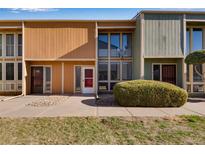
113;80;188;107
185;50;205;64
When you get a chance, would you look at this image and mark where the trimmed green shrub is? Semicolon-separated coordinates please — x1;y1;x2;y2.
113;80;188;107
185;50;205;64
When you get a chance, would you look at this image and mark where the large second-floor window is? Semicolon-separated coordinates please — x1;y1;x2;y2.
98;34;108;57
0;34;2;57
98;32;132;92
110;33;120;57
18;34;22;56
6;34;14;56
122;33;132;57
193;28;202;51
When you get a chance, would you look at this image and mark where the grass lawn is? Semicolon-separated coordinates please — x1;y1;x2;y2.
0;115;204;144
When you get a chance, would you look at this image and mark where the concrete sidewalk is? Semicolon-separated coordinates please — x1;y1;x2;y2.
0;94;204;117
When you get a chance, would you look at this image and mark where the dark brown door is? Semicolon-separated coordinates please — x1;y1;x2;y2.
31;67;43;94
162;65;176;85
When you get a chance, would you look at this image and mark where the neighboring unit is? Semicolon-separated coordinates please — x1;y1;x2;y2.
0;10;205;95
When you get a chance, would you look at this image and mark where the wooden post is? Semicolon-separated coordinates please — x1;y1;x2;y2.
190;64;193;93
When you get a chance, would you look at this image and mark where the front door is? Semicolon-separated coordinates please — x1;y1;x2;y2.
162;65;176;85
82;67;95;94
31;67;43;94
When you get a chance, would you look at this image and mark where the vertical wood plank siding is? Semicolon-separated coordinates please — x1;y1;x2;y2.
24;22;96;60
0;22;22;27
144;14;184;57
133;17;141;79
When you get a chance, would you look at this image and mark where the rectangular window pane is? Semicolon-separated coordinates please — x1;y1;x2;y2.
45;67;51;81
186;28;190;56
122;33;132;57
98;34;108;57
18;63;22;80
110;82;118;90
0;34;2;57
110;33;120;57
6;34;14;56
122;62;132;80
111;62;120;80
186;65;189;82
6;63;14;80
193;64;203;82
75;66;81;91
98;82;108;91
193;28;202;51
18;34;22;56
98;62;108;81
193;84;204;92
153;65;160;81
0;63;2;80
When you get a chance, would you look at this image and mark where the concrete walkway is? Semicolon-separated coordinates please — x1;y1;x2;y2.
0;94;204;117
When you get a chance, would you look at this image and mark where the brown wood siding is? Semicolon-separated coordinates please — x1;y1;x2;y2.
24;22;96;60
0;22;22;27
25;61;95;94
97;21;135;27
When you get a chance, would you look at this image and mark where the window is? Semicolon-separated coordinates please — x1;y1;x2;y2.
193;28;202;51
6;63;14;80
98;82;108;91
18;63;22;80
6;34;14;56
75;66;81;92
111;62;120;80
110;82;117;90
98;32;132;92
153;64;161;81
122;62;132;80
110;33;120;57
0;63;2;80
193;64;203;82
18;34;22;56
98;34;108;57
192;28;203;82
122;33;132;57
0;34;2;57
45;67;51;92
186;65;189;82
98;62;108;81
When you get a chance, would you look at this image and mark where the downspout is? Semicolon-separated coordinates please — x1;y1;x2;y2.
95;21;99;100
22;21;26;96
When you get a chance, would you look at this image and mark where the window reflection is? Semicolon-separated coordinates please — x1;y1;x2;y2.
110;33;120;57
122;34;132;57
98;34;108;57
193;28;202;51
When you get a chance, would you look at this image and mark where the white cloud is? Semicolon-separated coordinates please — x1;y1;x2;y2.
9;8;58;13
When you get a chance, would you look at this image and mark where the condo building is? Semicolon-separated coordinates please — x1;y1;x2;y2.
0;10;205;95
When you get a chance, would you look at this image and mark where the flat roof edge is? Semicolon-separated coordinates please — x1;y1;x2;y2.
0;19;135;22
132;10;205;20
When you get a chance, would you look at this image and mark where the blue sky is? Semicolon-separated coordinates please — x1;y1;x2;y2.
0;8;205;20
